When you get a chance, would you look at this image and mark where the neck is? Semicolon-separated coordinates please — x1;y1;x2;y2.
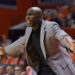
32;21;41;31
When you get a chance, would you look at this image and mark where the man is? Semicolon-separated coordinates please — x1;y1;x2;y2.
0;7;75;75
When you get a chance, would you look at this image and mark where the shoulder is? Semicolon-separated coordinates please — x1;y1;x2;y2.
43;20;59;27
43;20;60;30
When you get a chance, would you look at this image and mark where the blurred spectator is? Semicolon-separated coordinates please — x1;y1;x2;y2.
63;14;73;28
5;65;14;75
50;11;63;28
14;65;23;75
43;9;56;21
0;34;12;48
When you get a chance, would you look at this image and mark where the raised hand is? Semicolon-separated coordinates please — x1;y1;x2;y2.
64;37;75;53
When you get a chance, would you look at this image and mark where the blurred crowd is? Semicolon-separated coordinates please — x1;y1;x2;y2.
44;5;75;29
0;64;36;75
0;5;75;75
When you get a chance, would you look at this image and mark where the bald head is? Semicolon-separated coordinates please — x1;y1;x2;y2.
30;7;42;11
26;7;43;19
25;7;43;27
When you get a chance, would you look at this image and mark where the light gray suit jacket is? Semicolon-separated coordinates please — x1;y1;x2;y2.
5;20;75;74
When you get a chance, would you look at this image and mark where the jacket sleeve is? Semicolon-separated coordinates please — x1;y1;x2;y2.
5;35;25;55
52;22;73;47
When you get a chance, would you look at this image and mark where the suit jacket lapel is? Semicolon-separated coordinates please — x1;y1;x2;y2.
40;20;46;59
24;27;32;65
25;27;32;47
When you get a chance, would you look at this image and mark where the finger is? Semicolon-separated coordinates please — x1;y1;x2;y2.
64;37;70;44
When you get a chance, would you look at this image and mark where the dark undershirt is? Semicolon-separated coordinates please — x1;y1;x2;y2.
26;24;42;63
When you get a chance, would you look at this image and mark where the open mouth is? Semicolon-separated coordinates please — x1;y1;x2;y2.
26;20;32;27
26;19;31;24
26;21;31;24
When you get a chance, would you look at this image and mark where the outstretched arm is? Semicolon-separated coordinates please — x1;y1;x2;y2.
52;22;75;52
0;35;25;55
